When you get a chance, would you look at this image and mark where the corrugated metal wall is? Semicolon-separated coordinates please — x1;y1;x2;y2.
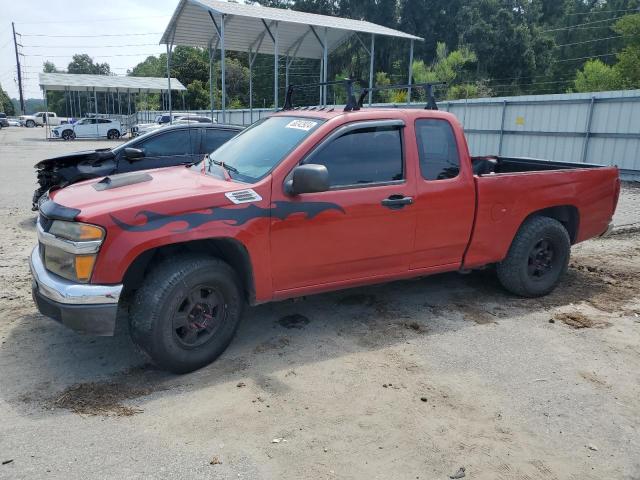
440;89;640;179
137;89;640;179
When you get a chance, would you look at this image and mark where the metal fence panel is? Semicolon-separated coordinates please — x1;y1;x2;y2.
135;89;640;179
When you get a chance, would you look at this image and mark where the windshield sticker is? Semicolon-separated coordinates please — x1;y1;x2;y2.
285;120;318;131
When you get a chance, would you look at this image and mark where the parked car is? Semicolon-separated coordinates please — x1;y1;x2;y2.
0;113;8;128
22;112;71;128
51;118;124;141
29;107;619;373
132;114;215;136
7;119;21;127
32;123;243;209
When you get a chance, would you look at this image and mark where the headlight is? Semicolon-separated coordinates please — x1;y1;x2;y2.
49;221;104;241
40;221;105;283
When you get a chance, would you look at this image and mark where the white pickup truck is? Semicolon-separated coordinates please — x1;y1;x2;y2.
51;117;125;140
23;112;71;128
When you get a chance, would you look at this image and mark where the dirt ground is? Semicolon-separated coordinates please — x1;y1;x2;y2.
1;126;639;480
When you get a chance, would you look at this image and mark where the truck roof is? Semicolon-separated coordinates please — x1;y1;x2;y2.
270;107;459;123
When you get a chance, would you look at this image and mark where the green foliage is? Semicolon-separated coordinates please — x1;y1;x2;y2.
0;84;15;115
613;13;640;88
67;54;111;75
572;60;622;92
186;80;210;110
43;61;58;73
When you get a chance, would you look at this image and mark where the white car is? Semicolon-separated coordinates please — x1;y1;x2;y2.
52;118;125;140
7;119;20;127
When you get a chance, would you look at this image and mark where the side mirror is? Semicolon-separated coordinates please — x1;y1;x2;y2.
285;164;330;195
124;147;145;160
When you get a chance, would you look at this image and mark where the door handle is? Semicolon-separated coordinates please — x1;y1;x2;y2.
381;194;413;209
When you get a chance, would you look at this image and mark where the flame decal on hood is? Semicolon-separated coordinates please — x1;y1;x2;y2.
110;201;345;232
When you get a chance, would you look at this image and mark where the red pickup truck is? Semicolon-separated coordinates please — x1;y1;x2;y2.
30;107;620;373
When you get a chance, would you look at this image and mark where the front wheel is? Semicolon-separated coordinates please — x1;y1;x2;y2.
129;255;244;374
497;216;570;297
61;130;75;141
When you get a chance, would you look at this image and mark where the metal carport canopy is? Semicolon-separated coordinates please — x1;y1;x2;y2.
160;0;422;58
160;0;423;124
39;73;186;93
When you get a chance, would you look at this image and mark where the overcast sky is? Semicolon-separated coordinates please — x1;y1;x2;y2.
0;0;180;99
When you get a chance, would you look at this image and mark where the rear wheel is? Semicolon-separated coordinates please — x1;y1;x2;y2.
129;255;243;374
497;216;570;297
26;120;35;128
61;129;75;141
107;129;120;139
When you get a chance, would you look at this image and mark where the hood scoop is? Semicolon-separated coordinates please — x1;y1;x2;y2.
225;189;263;204
93;172;153;191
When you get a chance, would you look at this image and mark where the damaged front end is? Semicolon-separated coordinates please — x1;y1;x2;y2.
33;149;117;210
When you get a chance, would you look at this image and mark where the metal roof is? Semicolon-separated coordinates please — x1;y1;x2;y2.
39;73;186;93
161;0;423;58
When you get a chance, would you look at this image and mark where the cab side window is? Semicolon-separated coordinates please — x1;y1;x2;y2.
415;119;460;180
306;125;403;188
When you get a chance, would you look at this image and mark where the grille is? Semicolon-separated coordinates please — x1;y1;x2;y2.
225;189;262;204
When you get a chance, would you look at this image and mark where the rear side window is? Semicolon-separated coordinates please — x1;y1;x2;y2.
140;129;198;157
202;129;237;153
415;119;460;180
306;125;403;188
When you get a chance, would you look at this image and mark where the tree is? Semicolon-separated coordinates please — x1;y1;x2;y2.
613;13;640;88
185;80;210;109
572;60;622;92
0;84;16;115
67;54;111;75
43;61;58;73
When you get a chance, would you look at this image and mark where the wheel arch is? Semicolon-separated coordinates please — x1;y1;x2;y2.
121;238;256;305
521;205;579;244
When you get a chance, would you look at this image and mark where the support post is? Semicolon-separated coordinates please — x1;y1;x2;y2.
220;15;226;123
498;100;507;155
248;52;253;123
581;96;596;163
93;88;98;137
166;43;173;123
274;22;279;110
368;34;375;106
42;89;48;140
12;22;25;114
407;39;414;104
209;43;215;121
322;28;328;106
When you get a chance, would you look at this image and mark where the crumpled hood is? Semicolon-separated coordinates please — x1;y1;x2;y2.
50;165;242;222
35;149;115;169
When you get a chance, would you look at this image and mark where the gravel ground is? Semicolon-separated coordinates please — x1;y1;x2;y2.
0;126;639;480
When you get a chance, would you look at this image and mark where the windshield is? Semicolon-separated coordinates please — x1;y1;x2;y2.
201;116;323;183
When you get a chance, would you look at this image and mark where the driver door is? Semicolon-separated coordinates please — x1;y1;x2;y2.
270;120;417;293
73;119;94;138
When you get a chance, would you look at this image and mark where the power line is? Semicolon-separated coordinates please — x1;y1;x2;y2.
23;52;166;58
556;35;622;47
22;43;160;48
565;8;639;16
16;15;170;25
556;52;617;62
542;15;627;33
20;32;162;38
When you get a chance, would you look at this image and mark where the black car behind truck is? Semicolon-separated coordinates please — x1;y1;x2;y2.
32;123;243;209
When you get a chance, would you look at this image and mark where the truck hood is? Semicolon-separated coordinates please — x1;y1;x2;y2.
50;165;244;221
35;148;115;169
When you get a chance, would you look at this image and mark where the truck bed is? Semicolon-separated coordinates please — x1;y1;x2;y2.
472;156;605;175
463;161;619;269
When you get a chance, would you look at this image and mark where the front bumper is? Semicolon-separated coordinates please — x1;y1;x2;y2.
29;247;122;336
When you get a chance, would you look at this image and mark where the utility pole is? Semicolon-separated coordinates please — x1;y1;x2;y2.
12;22;25;115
